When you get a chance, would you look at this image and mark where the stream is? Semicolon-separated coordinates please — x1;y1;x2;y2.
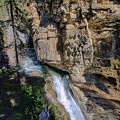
21;48;84;120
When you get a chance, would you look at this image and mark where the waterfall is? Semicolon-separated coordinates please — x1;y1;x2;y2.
53;75;84;120
22;48;84;120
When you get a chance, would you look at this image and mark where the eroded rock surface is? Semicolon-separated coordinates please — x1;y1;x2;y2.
26;0;120;119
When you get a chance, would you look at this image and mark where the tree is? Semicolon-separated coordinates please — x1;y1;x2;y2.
8;0;29;65
9;0;19;66
4;0;29;85
41;63;50;79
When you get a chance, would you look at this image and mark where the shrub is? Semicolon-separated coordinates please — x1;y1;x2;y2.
0;66;20;78
10;81;46;120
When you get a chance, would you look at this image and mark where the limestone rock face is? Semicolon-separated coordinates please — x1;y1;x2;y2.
27;0;120;119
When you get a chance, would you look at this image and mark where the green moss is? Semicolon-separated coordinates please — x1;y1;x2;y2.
0;0;9;21
115;58;120;65
49;104;64;120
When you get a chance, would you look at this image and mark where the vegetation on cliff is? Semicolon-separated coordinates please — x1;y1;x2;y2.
1;0;120;119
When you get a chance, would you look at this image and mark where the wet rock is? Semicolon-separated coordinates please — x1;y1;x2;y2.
39;107;50;120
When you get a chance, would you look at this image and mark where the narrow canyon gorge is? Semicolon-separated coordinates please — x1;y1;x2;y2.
0;0;120;120
26;0;120;119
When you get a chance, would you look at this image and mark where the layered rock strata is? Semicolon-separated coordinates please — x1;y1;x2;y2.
26;0;120;119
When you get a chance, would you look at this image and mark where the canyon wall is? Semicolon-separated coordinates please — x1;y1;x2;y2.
26;0;120;119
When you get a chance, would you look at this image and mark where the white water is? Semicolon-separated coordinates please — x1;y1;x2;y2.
23;59;42;72
21;48;84;120
53;76;84;120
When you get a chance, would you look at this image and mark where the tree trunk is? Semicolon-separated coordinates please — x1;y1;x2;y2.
9;0;19;66
9;0;20;87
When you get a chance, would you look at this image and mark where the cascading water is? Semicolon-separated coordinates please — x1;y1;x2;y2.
21;48;84;120
53;76;84;120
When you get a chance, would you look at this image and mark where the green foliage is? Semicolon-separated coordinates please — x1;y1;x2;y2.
115;58;120;65
0;66;20;78
41;65;50;79
0;65;60;120
0;73;61;120
12;0;30;34
49;104;64;120
10;80;46;120
49;104;58;120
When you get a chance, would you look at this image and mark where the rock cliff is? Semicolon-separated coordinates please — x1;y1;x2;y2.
26;0;120;119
